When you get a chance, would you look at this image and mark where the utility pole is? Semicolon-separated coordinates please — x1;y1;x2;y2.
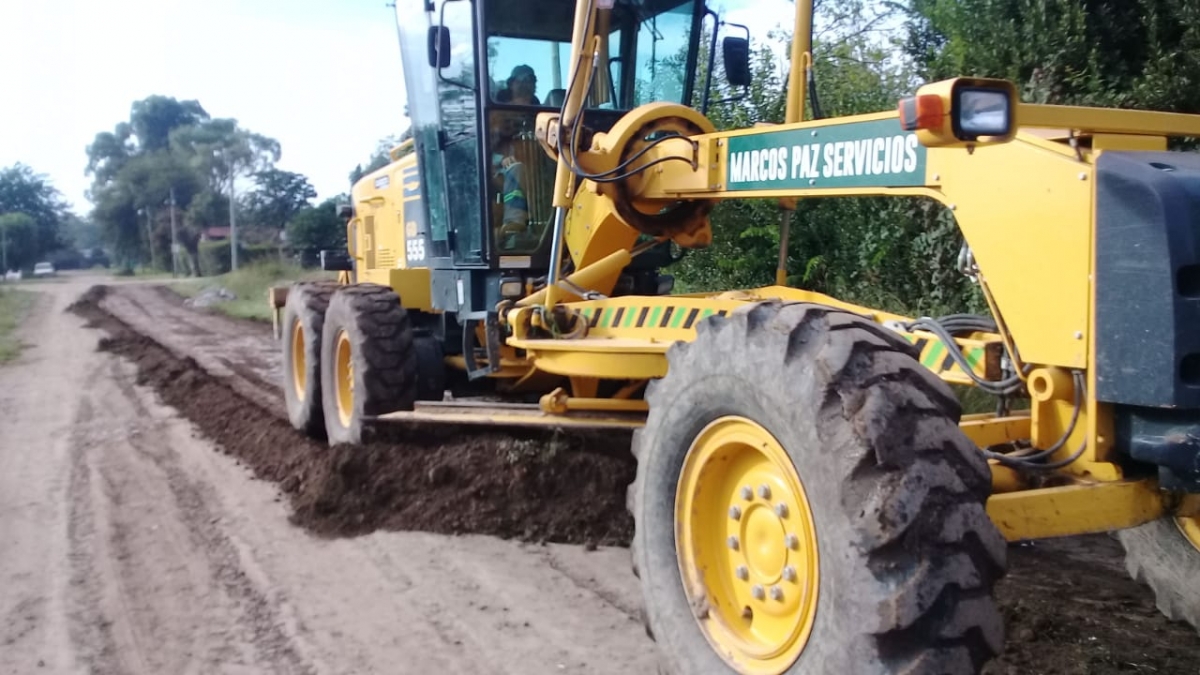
148;206;155;269
169;187;179;277
228;156;239;272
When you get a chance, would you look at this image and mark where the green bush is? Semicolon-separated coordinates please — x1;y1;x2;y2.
197;240;278;276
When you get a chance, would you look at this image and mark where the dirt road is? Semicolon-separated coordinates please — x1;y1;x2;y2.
0;275;657;675
2;273;1198;675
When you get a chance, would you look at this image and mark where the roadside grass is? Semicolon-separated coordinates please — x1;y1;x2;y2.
175;260;336;322
0;287;36;363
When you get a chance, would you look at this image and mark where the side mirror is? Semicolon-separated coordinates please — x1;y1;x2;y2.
722;37;751;88
427;25;450;69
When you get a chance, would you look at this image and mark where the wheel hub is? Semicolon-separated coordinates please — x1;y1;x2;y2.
1177;515;1200;554
743;504;787;582
334;330;354;427
676;416;819;675
290;319;307;401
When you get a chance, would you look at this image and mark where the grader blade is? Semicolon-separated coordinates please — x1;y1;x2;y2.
369;400;645;430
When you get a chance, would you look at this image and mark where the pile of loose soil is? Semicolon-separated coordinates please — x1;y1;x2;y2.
69;285;635;545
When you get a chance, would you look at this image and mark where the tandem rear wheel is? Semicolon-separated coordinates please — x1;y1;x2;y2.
628;301;1008;675
318;283;418;445
1117;514;1200;631
281;281;341;439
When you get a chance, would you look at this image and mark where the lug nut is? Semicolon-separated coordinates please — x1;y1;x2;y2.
727;536;740;551
729;506;742;521
770;586;784;601
758;484;772;499
740;486;753;501
785;533;799;549
774;503;789;518
782;566;797;582
735;566;749;580
751;585;765;600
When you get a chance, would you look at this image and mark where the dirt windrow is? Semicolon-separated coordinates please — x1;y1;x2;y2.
68;284;636;545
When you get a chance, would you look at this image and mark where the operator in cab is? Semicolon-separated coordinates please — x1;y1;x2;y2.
490;64;541;248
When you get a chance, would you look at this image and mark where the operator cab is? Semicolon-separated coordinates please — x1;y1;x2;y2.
393;0;707;269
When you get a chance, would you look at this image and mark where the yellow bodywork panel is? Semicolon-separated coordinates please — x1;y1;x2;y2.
960;414;1031;449
351;152;422;287
509;286;1007;387
986;479;1166;541
929;133;1093;369
387;268;433;312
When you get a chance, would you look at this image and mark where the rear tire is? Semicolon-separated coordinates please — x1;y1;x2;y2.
629;301;1007;674
319;284;417;445
281;281;339;438
1116;516;1200;631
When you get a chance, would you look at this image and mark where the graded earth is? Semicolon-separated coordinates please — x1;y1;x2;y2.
0;271;1196;674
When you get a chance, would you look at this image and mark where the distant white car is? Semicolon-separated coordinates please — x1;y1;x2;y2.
3;269;20;282
32;262;55;278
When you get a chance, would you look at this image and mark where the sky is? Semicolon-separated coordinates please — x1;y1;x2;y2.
0;0;409;216
0;0;797;218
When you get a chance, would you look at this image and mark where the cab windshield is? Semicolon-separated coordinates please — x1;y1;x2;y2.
485;0;700;254
485;0;700;111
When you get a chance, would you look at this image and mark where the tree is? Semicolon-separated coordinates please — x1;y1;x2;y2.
286;198;345;252
86;95;283;274
129;96;208;152
0;213;37;272
0;164;69;268
61;213;102;252
349;130;410;185
169;118;281;194
903;0;1200;114
246;169;316;230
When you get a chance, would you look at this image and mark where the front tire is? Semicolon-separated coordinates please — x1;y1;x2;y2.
319;284;416;445
629;302;1007;674
1116;515;1200;631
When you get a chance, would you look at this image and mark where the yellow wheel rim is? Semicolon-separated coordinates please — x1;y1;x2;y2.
290;319;307;402
334;330;354;428
1177;516;1200;554
675;416;819;675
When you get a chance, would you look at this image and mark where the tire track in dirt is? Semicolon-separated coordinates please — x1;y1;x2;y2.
64;333;317;675
66;394;127;674
107;355;317;674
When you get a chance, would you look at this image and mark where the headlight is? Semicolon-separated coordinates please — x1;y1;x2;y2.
956;88;1011;138
898;77;1018;148
499;279;523;298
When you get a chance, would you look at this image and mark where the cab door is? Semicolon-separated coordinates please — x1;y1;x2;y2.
395;0;488;267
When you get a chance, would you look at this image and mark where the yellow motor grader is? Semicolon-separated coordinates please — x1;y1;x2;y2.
270;0;1200;671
